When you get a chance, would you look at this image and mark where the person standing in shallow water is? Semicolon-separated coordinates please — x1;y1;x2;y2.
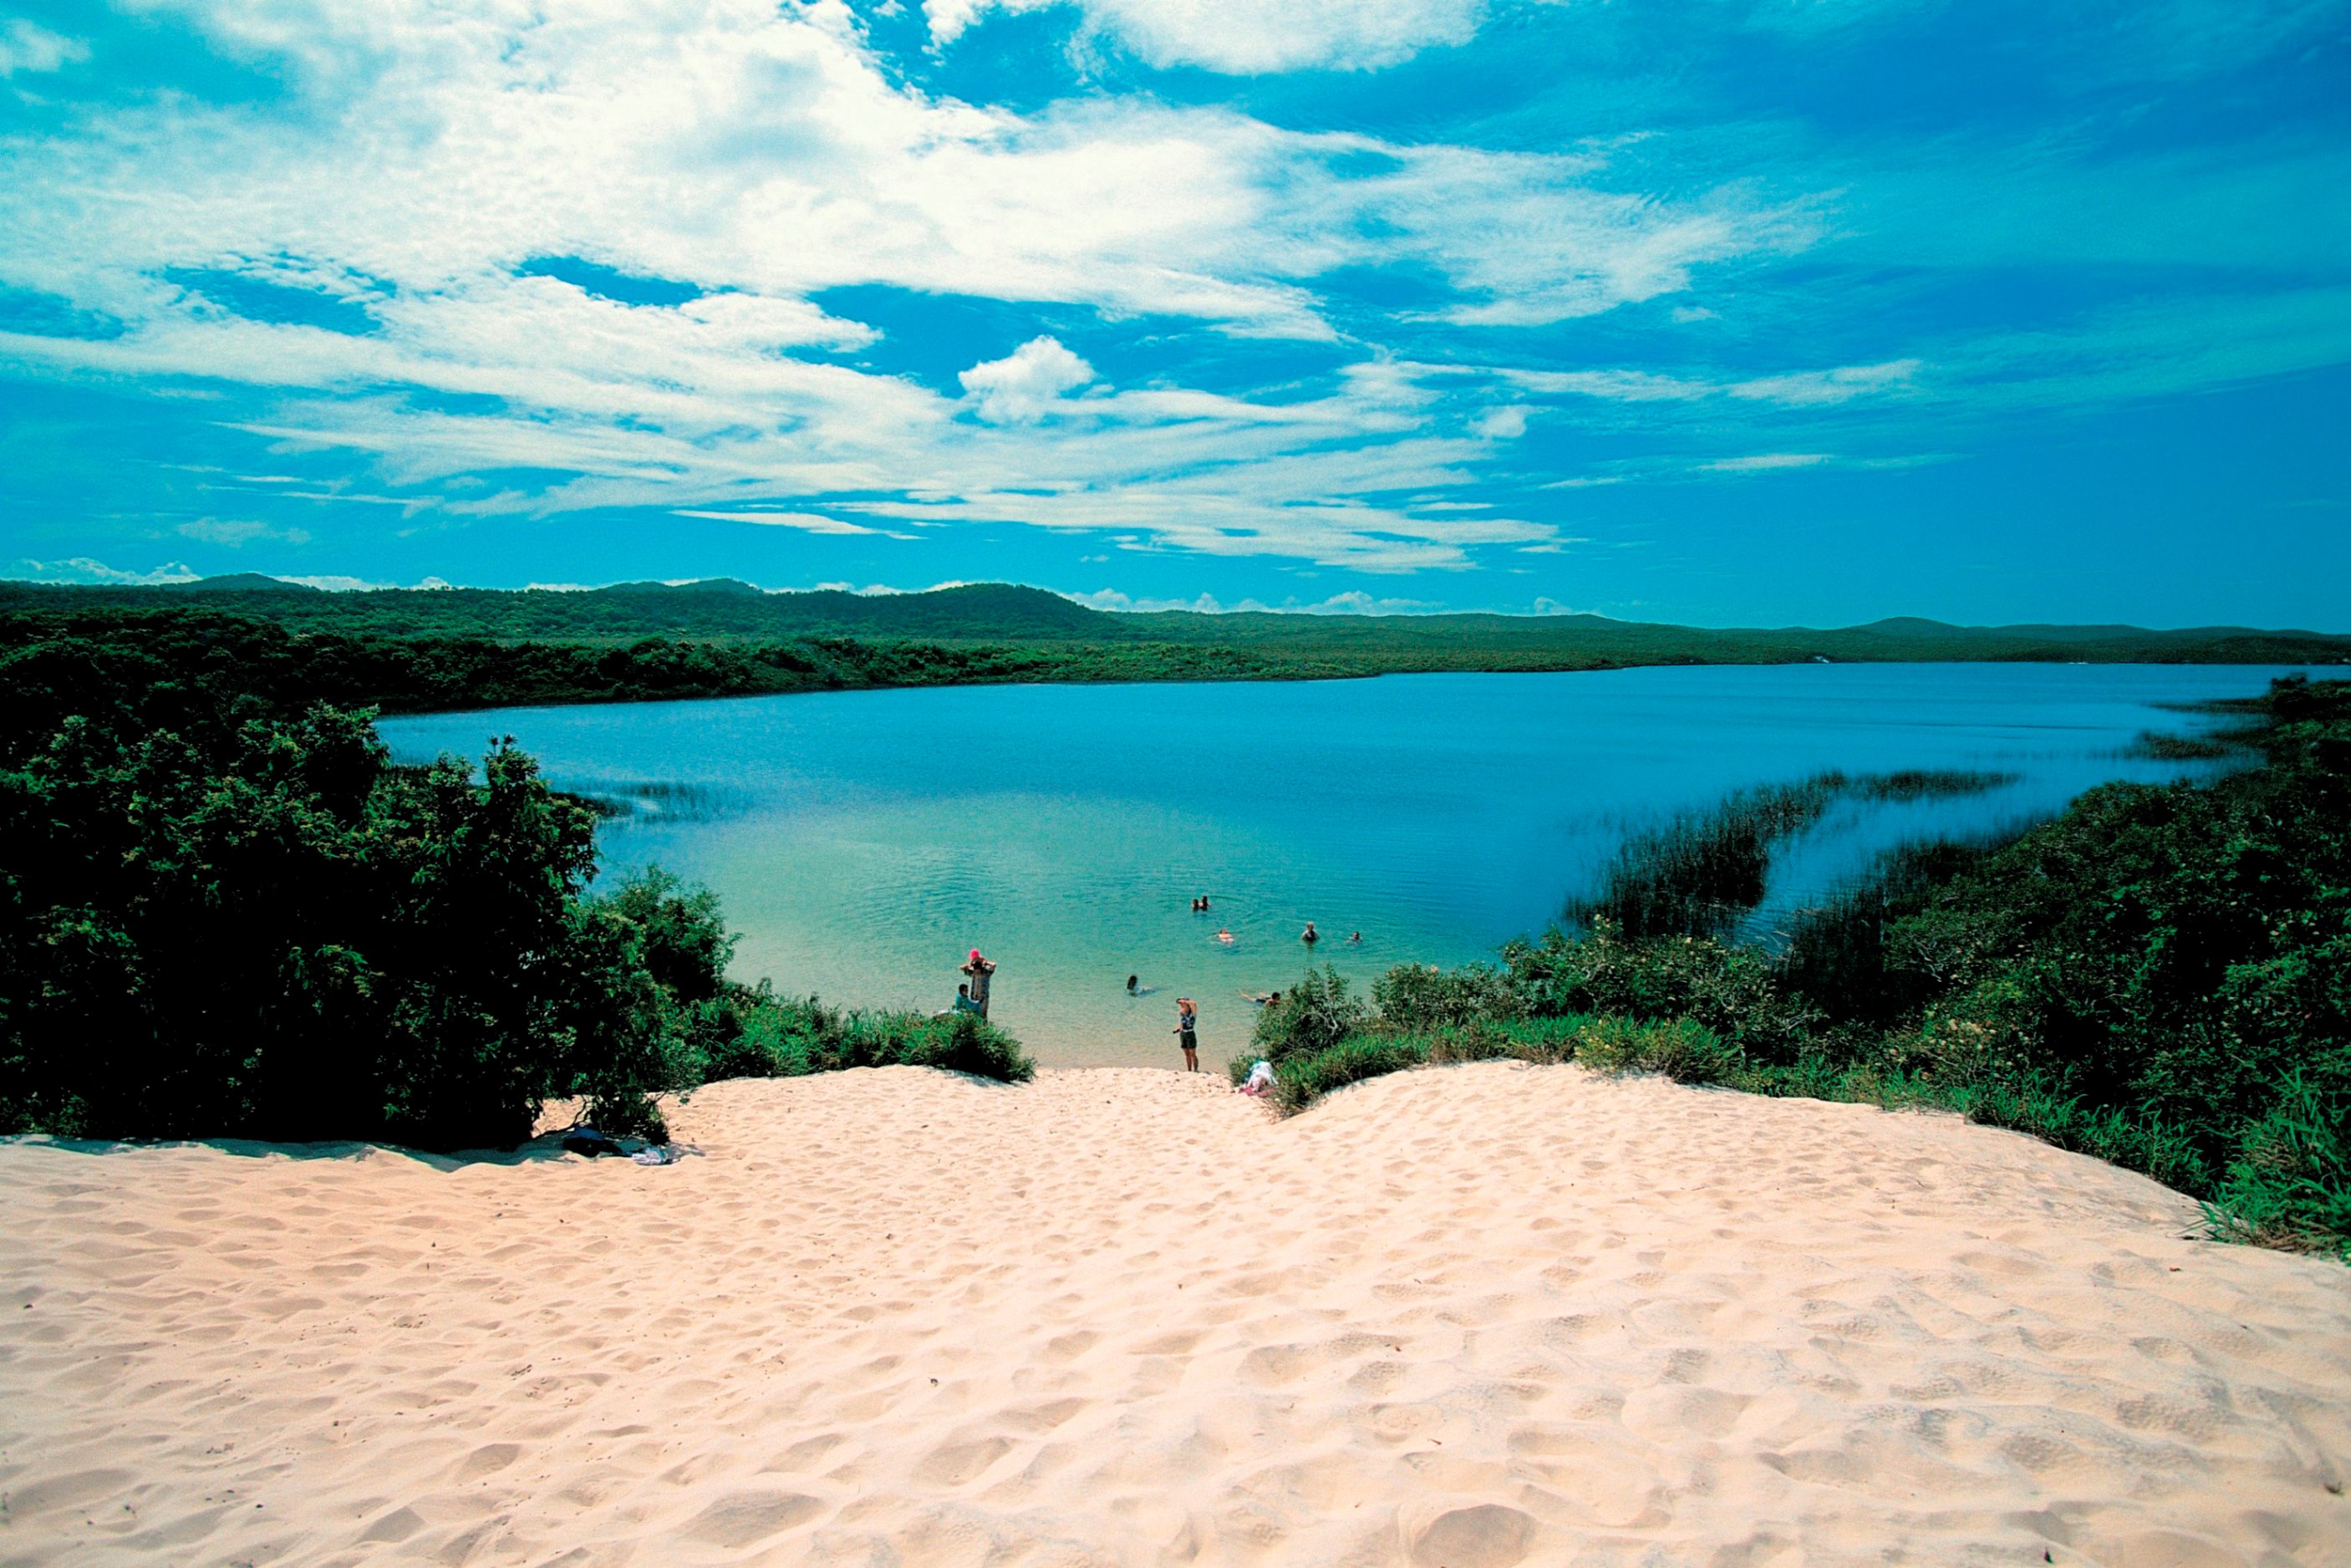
1174;998;1199;1072
961;948;996;1018
1301;920;1319;947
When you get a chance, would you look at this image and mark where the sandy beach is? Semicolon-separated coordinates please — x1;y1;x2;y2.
3;1061;2346;1566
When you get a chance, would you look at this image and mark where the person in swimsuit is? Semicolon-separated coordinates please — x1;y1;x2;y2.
1174;998;1199;1072
1301;920;1319;946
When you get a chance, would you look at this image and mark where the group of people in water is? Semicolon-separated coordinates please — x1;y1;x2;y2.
949;897;1363;1072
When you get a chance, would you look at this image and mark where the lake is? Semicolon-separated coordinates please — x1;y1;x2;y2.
379;663;2292;1068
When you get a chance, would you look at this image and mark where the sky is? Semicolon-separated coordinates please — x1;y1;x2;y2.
0;1;2346;628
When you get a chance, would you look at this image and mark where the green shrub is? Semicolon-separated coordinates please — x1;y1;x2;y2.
1251;965;1371;1064
2207;1075;2351;1258
1373;961;1520;1031
0;662;1036;1147
1573;1016;1738;1083
1272;1035;1430;1112
1501;920;1818;1062
689;986;1033;1084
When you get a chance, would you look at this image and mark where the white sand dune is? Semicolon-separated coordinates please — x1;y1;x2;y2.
3;1061;2347;1566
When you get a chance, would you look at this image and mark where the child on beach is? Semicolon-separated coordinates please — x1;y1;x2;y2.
1174;998;1199;1072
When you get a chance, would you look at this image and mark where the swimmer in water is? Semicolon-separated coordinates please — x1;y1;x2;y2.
1348;930;1362;944
1216;928;1234;945
1127;973;1139;994
1301;920;1319;946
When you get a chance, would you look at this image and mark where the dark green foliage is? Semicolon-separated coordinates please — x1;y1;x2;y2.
1500;922;1820;1062
1778;842;1995;1027
1565;774;1847;939
0;626;1034;1148
1371;962;1520;1031
8;578;2347;671
0;698;618;1148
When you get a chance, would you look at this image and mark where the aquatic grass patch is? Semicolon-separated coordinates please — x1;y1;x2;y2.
2124;731;2243;761
1856;769;2019;801
1567;769;2024;946
1565;773;1849;940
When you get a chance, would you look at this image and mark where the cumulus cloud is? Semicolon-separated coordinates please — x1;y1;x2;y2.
272;573;393;590
927;0;1483;74
10;557;198;584
959;337;1095;422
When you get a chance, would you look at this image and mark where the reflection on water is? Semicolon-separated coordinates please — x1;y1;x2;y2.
379;663;2290;1067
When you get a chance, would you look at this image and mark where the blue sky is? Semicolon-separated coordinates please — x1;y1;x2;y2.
1;0;2345;627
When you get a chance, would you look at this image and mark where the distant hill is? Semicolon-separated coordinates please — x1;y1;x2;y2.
4;576;2347;669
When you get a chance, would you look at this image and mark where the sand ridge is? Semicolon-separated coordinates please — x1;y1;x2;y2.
3;1061;2347;1565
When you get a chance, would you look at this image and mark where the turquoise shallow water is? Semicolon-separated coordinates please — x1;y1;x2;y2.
379;663;2294;1067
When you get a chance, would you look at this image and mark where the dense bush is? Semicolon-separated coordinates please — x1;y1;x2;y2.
0;637;1033;1149
1249;966;1371;1065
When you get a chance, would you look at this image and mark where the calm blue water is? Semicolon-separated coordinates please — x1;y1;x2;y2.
379;664;2293;1067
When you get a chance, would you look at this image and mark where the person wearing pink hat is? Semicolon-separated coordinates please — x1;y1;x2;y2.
959;947;997;1019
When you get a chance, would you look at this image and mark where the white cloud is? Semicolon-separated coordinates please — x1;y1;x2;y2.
927;0;1483;74
10;557;200;584
1068;586;1443;613
959;337;1095;422
272;573;391;590
0;19;87;77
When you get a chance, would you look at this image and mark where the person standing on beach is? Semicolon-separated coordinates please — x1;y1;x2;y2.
961;948;997;1018
1175;998;1199;1072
